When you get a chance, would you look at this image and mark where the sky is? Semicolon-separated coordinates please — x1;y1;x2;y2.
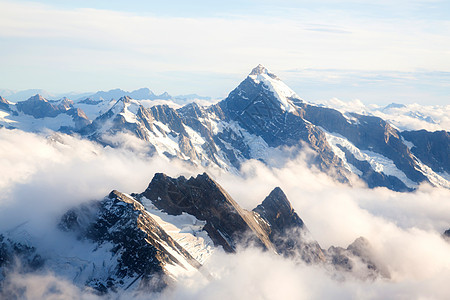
0;0;449;105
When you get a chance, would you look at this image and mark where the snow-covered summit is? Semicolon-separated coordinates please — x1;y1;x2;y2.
248;64;302;112
27;94;48;102
109;96;141;123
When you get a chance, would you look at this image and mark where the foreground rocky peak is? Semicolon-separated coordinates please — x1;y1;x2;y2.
142;172;274;252
327;236;390;280
253;187;304;233
58;189;202;293
0;172;389;295
142;173;324;262
253;187;325;262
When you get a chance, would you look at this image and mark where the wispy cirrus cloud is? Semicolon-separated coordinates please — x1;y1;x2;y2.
0;0;449;104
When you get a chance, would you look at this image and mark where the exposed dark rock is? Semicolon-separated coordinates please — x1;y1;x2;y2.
443;229;450;241
142;173;325;263
336;144;412;191
58;190;202;293
16;94;61;118
217;71;349;182
141;172;274;252
79;97;103;105
327;237;389;279
149;105;186;135
66;108;90;129
299;104;428;185
402;130;450;174
70;65;447;192
253;187;325;263
0;234;45;274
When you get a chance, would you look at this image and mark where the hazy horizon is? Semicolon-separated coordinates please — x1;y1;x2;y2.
0;0;449;105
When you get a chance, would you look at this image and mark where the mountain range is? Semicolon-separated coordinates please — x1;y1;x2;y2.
0;172;387;296
1;65;447;191
0;65;448;296
0;88;210;104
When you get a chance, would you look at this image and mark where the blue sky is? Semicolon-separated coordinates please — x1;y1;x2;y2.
0;0;449;105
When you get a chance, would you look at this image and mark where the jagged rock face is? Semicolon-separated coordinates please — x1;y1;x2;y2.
59;190;202;293
141;173;274;252
443;229;450;241
402;130;450;174
0;234;44;279
79;97;103;105
336;144;412;191
0;171;393;295
67;108;90;129
299;104;427;186
253;187;325;263
149;105;186;135
217;72;305;147
141;173;324;264
327;237;389;280
61;66;449;191
5;66;444;191
217;78;350;181
16;94;62;118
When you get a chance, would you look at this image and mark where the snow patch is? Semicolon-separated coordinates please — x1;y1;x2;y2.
322;129;418;188
249;68;301;113
140;197;215;265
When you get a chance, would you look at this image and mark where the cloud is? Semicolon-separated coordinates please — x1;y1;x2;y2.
308;97;450;131
1;128;450;299
0;272;101;300
0;128;197;233
0;0;450;100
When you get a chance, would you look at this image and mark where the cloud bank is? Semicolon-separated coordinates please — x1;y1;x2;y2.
0;128;449;299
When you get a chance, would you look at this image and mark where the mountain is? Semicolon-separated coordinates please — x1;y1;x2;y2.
314;99;450;132
0;94;90;132
0;89;57;102
0;172;383;295
0;96;11;112
0;66;448;191
174;94;211;101
0;94;90;131
81;88;173;102
70;65;448;191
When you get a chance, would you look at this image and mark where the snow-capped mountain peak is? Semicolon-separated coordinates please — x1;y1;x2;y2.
248;65;302;112
27;94;48;102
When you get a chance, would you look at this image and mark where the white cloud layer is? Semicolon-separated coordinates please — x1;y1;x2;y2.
0;0;449;103
312;98;450;131
0;128;449;299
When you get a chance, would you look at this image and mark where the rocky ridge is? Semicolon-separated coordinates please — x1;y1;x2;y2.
0;65;448;191
0;172;385;295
